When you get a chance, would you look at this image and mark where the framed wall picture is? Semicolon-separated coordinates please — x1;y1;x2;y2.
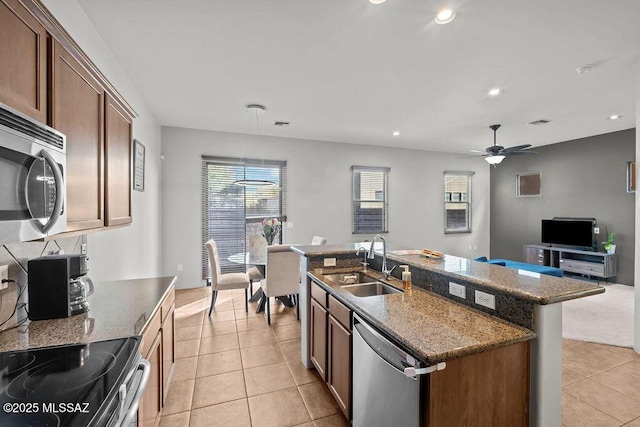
627;161;636;193
516;172;541;197
133;139;145;192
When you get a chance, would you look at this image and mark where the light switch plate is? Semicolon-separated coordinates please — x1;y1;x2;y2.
324;258;337;267
448;282;466;299
475;290;496;310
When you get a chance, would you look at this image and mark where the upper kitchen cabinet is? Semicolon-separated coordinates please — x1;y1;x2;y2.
0;0;48;123
105;94;132;226
50;39;105;232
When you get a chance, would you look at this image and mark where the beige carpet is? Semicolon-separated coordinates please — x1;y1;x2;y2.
562;283;635;347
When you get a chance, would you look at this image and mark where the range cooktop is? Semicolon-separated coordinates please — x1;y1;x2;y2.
0;337;140;427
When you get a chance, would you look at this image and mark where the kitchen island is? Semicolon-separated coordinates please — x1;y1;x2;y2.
292;243;603;427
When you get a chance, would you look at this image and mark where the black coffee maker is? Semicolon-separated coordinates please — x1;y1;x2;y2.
28;254;94;320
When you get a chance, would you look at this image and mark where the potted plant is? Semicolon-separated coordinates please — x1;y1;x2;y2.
602;232;616;254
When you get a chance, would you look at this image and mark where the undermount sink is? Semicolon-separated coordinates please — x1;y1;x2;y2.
323;272;402;297
324;272;379;285
340;282;402;297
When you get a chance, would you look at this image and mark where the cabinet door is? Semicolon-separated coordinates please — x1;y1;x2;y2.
0;0;47;123
138;331;162;427
161;304;175;405
328;314;352;419
310;298;327;380
105;94;132;226
51;39;105;232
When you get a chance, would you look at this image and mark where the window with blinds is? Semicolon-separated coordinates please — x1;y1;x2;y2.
444;171;473;233
351;166;389;234
201;157;287;280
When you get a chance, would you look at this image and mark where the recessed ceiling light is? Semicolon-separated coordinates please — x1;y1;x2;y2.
435;8;456;24
488;88;502;97
576;64;594;74
369;0;386;4
392;131;401;136
608;115;622;120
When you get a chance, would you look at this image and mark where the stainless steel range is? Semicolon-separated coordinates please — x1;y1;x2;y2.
0;337;149;426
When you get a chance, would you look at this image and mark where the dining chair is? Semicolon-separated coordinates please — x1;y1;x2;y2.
311;235;327;245
260;244;301;324
205;239;251;316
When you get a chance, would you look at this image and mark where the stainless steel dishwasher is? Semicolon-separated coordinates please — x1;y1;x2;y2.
352;313;446;427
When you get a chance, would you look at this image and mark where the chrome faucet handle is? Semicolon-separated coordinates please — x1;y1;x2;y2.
383;265;397;279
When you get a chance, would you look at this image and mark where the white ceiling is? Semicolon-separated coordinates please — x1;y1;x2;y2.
77;0;640;154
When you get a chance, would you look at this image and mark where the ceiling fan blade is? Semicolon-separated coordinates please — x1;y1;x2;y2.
500;144;532;154
507;150;537;155
458;153;488;159
469;149;486;154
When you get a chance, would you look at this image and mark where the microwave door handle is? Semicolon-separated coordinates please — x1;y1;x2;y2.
38;149;64;234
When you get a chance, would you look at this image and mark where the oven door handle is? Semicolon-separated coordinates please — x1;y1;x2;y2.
120;359;151;426
37;149;64;234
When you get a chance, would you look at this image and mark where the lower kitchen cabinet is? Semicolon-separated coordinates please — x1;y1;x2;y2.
310;297;327;379
138;287;175;426
328;313;351;418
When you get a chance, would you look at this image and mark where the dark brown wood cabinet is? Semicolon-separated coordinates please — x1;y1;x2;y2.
105;94;132;226
328;312;352;418
0;0;47;123
310;297;328;380
51;39;105;232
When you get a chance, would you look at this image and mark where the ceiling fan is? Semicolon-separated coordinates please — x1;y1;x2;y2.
472;124;537;165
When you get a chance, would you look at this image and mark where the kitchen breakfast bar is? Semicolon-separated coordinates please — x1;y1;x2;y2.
292;243;603;427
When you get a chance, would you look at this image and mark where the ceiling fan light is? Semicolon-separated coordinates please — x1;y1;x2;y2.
485;155;505;165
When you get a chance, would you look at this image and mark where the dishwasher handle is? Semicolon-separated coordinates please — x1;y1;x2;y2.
353;314;444;379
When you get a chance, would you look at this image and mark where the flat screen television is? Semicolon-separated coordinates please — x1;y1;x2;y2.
541;219;595;249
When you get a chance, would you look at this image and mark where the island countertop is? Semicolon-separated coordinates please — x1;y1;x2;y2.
293;243;604;304
0;276;176;353
308;268;535;365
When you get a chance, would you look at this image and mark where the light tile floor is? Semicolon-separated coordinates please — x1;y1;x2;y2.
165;287;640;427
161;287;349;427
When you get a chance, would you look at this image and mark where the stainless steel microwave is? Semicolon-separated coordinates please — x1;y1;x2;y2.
0;102;66;244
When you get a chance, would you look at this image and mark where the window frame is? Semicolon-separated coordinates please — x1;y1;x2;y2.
444;171;474;234
351;165;390;234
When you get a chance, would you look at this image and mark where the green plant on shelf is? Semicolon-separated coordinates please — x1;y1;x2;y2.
602;232;615;252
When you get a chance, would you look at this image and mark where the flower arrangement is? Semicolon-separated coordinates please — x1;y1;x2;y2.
261;218;281;245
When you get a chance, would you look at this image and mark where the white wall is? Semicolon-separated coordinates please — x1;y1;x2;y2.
161;127;491;289
41;0;163;281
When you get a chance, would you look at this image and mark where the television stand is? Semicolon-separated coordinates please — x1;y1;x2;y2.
523;244;617;280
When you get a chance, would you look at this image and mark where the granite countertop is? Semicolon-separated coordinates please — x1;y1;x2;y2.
309;268;535;365
293;243;604;304
0;276;176;353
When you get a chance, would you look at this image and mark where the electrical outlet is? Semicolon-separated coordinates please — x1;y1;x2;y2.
0;265;8;290
324;258;336;267
177;264;183;272
594;227;600;234
286;222;294;229
475;290;496;310
448;282;466;299
81;243;87;254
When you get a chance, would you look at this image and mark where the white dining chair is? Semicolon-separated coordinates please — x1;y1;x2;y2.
205;239;250;316
260;244;301;324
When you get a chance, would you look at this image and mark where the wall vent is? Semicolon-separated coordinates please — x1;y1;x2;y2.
274;121;290;127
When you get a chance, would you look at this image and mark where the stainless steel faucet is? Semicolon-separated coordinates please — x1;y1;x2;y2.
368;235;396;279
356;246;369;271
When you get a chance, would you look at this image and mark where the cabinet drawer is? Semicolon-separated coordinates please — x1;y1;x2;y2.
141;309;161;357
560;259;605;275
311;282;328;308
161;290;175;321
328;295;351;330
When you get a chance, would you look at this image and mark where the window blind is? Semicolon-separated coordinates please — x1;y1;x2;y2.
351;165;389;234
201;157;287;280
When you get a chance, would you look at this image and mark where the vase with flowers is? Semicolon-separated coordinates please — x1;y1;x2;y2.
261;218;282;245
